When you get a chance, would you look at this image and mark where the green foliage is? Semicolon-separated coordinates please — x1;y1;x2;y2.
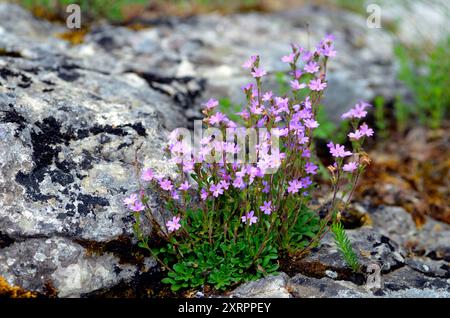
394;39;450;130
150;201;319;292
331;221;360;272
158;237;278;291
374;96;388;139
314;105;349;143
275;71;290;96
334;0;366;14
218;98;242;124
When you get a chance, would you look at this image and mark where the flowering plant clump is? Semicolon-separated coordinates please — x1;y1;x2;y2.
127;36;373;291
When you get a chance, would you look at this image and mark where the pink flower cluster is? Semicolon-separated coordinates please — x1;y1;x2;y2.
125;35;372;236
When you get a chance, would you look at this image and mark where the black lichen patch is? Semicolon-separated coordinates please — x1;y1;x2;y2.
15;170;53;201
48;169;74;186
15;116;74;201
17;74;32;88
0;69;33;88
80;150;95;170
56;63;81;82
0;103;27;134
96;35;116;51
0;232;14;248
134;71;206;109
32;117;73;170
41;79;55;86
14;114;145;210
76;194;109;216
76;122;147;139
0;68;18;80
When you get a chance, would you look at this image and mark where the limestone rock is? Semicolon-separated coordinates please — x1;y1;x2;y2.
228;273;291;298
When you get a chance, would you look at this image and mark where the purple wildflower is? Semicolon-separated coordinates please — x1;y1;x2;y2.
233;177;246;189
251;67;267;78
261;181;270;193
200;188;208;200
348;129;363;140
343;161;358;172
209;112;227;125
305;162;318;175
321;44;337;57
281;53;296;63
241;210;258;225
130;200;145;212
242;55;257;69
179;181;190;191
262;91;273;101
359;123;374;137
287;179;302;194
302;51;313;62
308;78;327;91
203;98;218;110
210;183;224;197
220;180;230;190
304;118;319;129
171;191;180;200
141;168;154;182
327;142;352;158
341;102;371;119
166;216;181;232
304;61;319;73
123;193;137;207
183;160;195;173
260;201;273;215
159;179;173;191
300;177;312;188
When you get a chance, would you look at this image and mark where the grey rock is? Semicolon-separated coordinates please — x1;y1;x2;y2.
0;4;183;296
368;206;417;245
287;266;450;298
405;258;449;279
300;227;406;274
377;0;450;47
229;273;291;298
287;273;369;298
0;56;177;242
0;238;136;297
412;217;450;261
369;206;450;261
382;267;450;297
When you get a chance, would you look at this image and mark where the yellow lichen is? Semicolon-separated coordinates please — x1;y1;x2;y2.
56;28;89;45
0;276;38;298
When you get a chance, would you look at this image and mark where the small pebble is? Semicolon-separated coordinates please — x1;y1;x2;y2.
325;270;338;279
195;291;205;298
